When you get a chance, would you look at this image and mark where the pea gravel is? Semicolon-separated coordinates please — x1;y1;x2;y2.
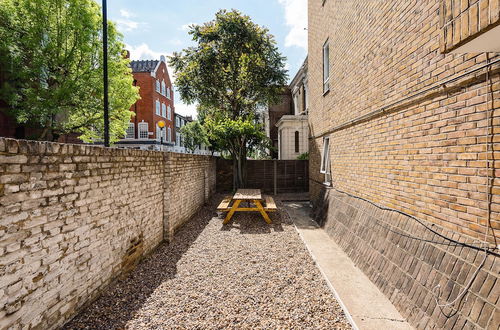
63;195;351;330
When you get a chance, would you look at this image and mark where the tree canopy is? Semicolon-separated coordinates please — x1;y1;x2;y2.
170;9;287;188
0;0;139;142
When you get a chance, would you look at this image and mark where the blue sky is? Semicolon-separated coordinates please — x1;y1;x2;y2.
106;0;307;117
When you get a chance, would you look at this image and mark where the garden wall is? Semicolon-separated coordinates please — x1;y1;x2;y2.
0;138;215;329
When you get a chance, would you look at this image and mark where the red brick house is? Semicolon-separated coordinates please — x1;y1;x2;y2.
117;55;175;149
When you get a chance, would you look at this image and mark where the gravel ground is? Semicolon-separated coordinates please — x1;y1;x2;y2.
63;195;351;330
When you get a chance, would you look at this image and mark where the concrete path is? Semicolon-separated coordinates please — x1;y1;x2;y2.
283;201;414;330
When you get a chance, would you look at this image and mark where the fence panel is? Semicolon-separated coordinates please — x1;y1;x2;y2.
216;158;308;193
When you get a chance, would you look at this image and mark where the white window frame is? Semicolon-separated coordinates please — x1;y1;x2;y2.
320;136;330;174
156;80;160;93
138;121;149;139
161;80;166;96
161;103;166;118
323;40;330;94
167;127;171;142
125;122;135;139
156;126;162;141
155;100;160;116
166;87;171;99
167;106;172;120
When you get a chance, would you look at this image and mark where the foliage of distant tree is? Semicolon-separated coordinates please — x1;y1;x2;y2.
0;0;139;142
180;121;208;153
297;152;309;160
170;9;287;188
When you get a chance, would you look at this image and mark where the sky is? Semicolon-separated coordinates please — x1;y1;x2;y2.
106;0;307;118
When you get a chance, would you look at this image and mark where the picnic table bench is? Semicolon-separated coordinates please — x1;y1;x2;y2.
217;189;277;224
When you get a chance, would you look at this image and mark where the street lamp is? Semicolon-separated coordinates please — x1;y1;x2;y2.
102;0;109;147
158;121;166;148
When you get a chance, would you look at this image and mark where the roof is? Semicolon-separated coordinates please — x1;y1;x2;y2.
130;60;159;73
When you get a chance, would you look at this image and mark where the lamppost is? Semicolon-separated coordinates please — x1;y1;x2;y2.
158;121;166;149
102;0;110;147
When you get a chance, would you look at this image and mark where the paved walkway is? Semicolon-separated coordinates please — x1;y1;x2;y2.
64;196;351;329
283;201;413;330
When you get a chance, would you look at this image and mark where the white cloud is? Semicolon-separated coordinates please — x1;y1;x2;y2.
116;9;144;32
120;9;135;19
278;0;307;50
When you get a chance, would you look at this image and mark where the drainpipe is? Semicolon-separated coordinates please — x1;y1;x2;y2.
133;79;138;139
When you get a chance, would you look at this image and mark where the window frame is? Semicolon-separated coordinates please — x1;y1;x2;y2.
294;131;300;153
138;122;149;139
161;103;166;118
167;106;172;120
322;40;330;94
320;136;330;174
155;100;160;116
155;80;160;93
125;122;135;139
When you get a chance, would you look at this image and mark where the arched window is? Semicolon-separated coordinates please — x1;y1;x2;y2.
294;131;299;153
161;81;166;95
167;106;172;120
156;80;160;93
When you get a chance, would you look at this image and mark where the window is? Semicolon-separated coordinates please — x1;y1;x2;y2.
156;126;162;141
320;137;331;184
138;122;148;139
167;106;172;120
176;134;180;146
176;117;180;127
294;131;300;153
161;103;166;117
161;81;166;95
303;83;308;112
167;127;171;142
166;87;171;99
156;80;160;93
125;123;135;139
323;40;330;94
155;100;160;115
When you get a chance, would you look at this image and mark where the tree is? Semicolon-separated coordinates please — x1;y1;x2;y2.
180;121;208;153
170;9;287;188
0;0;139;142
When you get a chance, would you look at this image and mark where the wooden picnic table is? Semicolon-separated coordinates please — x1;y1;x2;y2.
217;189;277;224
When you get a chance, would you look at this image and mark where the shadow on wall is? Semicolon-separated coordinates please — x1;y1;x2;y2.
62;198;217;329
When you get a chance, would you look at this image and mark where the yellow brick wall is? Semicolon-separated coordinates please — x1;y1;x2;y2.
441;0;500;52
309;0;499;244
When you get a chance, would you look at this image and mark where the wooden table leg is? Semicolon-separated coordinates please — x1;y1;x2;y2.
223;199;241;224
253;199;272;224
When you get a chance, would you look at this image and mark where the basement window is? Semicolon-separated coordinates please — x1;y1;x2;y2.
320;136;331;185
323;40;330;94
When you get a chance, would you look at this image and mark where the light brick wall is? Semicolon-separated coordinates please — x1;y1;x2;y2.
441;0;500;52
309;0;499;329
0;138;215;329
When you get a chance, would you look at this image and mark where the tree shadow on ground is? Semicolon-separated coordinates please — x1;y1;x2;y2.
62;197;218;330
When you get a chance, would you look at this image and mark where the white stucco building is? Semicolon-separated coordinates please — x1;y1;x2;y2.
276;58;309;160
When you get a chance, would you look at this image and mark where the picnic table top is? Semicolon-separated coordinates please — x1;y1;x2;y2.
233;189;261;200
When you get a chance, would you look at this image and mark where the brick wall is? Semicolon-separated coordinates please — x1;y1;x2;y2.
0;137;215;329
441;0;500;52
309;0;499;329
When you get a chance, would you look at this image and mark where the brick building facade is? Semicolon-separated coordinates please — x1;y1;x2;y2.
309;0;499;329
117;56;175;148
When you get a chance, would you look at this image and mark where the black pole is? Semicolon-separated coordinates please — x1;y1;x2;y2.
102;0;110;147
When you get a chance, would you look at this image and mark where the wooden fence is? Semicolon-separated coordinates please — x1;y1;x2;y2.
216;159;309;194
